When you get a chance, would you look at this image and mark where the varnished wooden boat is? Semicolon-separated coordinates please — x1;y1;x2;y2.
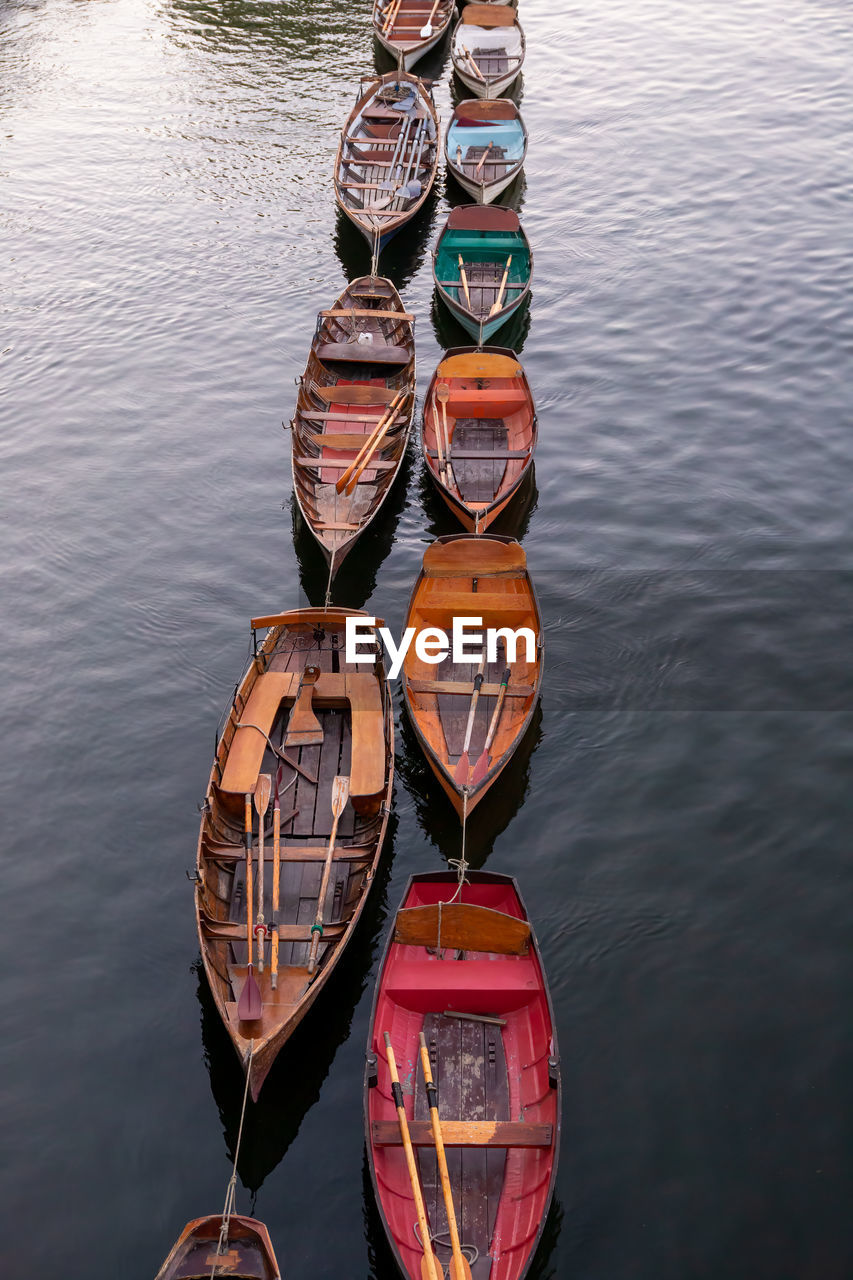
451;5;525;99
402;535;542;817
155;1214;280;1279
372;0;454;70
335;72;439;251
422;346;536;532
290;275;415;575
365;870;561;1280
433;207;532;344
195;608;394;1100
445;98;527;204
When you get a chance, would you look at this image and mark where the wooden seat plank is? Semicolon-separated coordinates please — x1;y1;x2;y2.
407;678;534;698
317;342;410;365
393;902;531;954
219;672;298;795
319;308;414;321
312;385;398;406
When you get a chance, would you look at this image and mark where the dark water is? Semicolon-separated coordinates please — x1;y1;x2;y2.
1;0;852;1276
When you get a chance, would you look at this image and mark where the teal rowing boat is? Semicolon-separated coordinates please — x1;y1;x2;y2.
432;205;532;344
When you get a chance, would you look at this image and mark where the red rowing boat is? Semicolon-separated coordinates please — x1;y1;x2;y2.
365;871;561;1280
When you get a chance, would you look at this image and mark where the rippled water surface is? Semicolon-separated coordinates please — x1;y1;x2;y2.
1;1;852;1277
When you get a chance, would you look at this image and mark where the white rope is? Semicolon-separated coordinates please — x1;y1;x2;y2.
210;1040;255;1276
324;550;336;608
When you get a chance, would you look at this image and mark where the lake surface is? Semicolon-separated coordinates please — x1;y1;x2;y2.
1;0;852;1276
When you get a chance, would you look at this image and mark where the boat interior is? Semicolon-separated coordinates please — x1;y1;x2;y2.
448;101;525;186
435;210;529;322
338;77;437;225
455;6;523;85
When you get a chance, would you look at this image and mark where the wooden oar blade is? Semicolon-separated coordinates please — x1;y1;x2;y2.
421;1251;443;1280
237;966;262;1022
332;774;350;815
254;772;272;814
449;1253;473;1280
453;751;470;785
284;665;324;747
470;748;490;787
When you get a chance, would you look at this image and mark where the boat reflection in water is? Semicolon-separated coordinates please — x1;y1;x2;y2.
430;282;532;357
416;439;539;542
397;699;543;867
195;817;396;1194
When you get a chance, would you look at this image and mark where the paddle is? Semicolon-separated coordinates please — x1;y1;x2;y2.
237;793;262;1022
461;45;485;82
270;767;282;990
418;1033;474;1280
431;384;447;484
475;139;493;175
306;776;350;976
489;254;513;316
435;382;452;485
252;774;272;973
470;662;510;785
453;651;487;784
335;387;406;493
385;1033;443;1280
419;0;442;39
457;254;472;308
344;394;409;495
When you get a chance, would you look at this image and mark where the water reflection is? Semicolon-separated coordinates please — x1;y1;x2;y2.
444;168;528;215
397;700;543;864
334;192;442;292
428;282;532;354
196;816;396;1194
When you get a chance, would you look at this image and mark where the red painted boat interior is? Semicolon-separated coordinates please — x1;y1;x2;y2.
368;877;558;1280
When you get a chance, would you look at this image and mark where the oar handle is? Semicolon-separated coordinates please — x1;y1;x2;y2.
457;255;471;307
483;667;511;752
475;140;493;175
460;666;485;756
489;254;513;317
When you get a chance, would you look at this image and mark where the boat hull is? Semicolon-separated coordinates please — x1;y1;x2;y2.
448;163;519;204
453;65;520;98
365;871;561;1280
155;1215;280;1280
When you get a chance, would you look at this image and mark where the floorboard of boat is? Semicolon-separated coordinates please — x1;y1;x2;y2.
452;421;508;503
415;1012;509;1278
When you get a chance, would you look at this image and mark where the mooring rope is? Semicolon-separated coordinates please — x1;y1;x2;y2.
324;550;336;608
436;792;470;955
210;1040;254;1276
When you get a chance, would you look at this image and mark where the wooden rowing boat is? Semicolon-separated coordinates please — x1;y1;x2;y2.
433;208;532;344
155;1214;280;1279
290;275;415;575
451;5;525;99
422;347;536;532
365;869;561;1280
372;0;455;70
446;98;527;204
335;72;439;251
402;535;542;816
195;608;394;1100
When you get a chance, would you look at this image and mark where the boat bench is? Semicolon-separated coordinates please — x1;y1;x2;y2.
439;387;528;412
416;591;532;626
371;1120;552;1148
220;671;384;805
385;959;539;1007
407;677;534;698
317;342;410;365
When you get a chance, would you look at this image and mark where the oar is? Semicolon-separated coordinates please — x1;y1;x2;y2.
475;139;493;175
344;394;409;495
270;767;282;990
470;663;510;785
457;254;472;308
306;776;350;975
453;651;487;784
431;384;447;483
252;774;272;973
420;0;442;38
435;382;453;486
237;793;262;1022
489;254;513;316
385;1033;443;1280
418;1033;473;1280
382;0;402;35
335;388;407;494
461;45;485;82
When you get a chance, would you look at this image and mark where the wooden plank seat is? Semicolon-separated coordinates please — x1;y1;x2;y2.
436;387;529;410
203;842;373;864
296;455;396;472
319;308;415;321
308;432;388;449
201;916;347;944
422;537;526;576
437;279;525;291
394;902;531;954
428;448;528;461
312;385;398;405
372;1121;552;1148
300;411;383;424
416;591;533;626
386;958;539;1003
317;342;410;365
407;678;534;697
